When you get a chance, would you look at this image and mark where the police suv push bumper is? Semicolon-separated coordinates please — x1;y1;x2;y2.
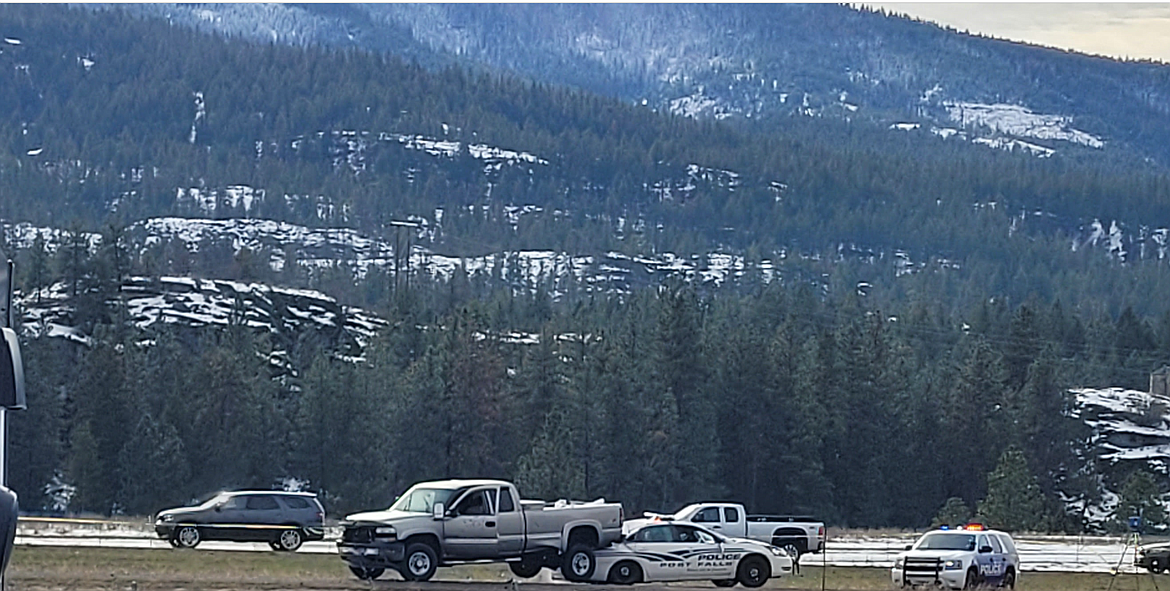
891;551;971;589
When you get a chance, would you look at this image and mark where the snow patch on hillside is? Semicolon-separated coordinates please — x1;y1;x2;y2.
945;102;1103;149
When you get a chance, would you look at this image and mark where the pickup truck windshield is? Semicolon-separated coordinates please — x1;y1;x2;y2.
389;487;459;513
915;533;976;551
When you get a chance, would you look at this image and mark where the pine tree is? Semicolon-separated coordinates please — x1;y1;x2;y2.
976;447;1046;532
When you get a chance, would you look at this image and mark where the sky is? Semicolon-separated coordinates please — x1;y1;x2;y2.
866;3;1170;63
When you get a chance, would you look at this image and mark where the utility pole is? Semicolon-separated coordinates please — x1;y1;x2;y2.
0;252;26;590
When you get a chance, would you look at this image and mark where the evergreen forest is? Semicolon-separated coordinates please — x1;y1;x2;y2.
1;5;1170;531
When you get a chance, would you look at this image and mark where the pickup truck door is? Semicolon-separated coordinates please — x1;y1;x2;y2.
494;486;524;556
444;488;500;559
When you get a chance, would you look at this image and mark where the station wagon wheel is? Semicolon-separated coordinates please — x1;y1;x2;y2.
277;528;303;551
403;542;438;581
350;566;384;580
607;561;642;585
736;555;770;588
174;526;201;549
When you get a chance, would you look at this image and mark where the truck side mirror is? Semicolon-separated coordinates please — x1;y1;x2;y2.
0;485;17;574
433;503;445;520
0;328;25;410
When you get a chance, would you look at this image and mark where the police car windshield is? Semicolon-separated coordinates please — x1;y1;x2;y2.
916;532;976;551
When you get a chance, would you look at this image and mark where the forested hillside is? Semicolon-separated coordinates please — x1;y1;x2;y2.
1;4;1170;530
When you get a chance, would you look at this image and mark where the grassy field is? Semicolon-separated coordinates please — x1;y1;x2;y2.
5;546;1164;591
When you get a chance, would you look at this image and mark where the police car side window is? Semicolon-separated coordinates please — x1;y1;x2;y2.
637;525;676;543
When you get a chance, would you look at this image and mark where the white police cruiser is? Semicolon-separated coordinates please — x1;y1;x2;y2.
890;524;1019;589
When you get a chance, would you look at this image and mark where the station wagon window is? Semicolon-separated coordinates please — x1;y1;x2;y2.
455;490;493;516
283;496;310;509
724;507;740;523
246;495;279;510
221;496;247;510
694;507;720;522
498;488;516;512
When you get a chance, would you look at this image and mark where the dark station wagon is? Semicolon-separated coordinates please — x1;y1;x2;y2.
154;490;325;551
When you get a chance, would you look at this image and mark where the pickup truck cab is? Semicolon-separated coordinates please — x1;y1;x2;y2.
626;502;825;560
337;479;623;582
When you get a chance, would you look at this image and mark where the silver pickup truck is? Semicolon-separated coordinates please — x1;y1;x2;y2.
337;479;624;582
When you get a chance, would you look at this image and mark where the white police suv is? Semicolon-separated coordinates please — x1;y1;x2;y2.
890;524;1019;589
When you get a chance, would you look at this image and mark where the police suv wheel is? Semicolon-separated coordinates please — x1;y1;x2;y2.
403;543;438;581
1003;568;1016;588
562;545;596;582
963;568;978;590
736;556;770;588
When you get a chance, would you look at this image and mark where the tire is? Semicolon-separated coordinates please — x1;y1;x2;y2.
713;580;738;587
607;561;642;585
509;558;543;579
736;555;770;588
1151;558;1165;574
174;526;201;549
402;542;439;582
276;528;303;552
350;566;385;580
1002;568;1016;588
562;545;597;582
963;568;978;590
268;540;282;551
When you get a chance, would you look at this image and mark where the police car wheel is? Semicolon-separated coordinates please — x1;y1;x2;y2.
713;580;737;587
1151;558;1165;574
607;561;642;585
736;556;771;588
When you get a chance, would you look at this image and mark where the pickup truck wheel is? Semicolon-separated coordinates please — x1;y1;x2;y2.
509;558;543;579
403;542;438;581
350;566;385;580
607;561;642;585
713;580;737;587
736;555;770;588
174;526;201;549
562;545;597;582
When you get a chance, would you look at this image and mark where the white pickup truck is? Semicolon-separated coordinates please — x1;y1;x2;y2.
625;502;825;560
337;479;624;582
